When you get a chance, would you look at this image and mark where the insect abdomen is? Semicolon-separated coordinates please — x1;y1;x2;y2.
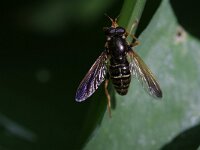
110;63;131;95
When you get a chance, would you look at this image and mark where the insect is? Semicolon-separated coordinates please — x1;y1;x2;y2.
75;16;162;116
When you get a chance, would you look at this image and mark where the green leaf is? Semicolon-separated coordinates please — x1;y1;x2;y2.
119;0;146;32
84;0;200;149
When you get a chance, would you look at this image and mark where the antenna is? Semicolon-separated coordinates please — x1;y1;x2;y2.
104;13;119;28
104;13;114;22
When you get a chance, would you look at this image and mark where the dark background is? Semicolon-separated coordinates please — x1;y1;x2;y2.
0;0;200;149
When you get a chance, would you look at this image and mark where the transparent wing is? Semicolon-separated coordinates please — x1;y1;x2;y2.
128;49;162;98
75;51;108;102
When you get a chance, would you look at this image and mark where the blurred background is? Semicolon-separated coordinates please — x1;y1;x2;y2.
0;0;200;149
0;0;122;149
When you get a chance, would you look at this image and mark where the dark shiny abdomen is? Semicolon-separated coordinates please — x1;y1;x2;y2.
107;36;131;95
109;61;131;95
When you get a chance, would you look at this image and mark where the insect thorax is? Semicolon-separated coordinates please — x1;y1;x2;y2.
107;37;128;60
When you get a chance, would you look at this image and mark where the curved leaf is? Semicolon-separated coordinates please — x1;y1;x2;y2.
84;0;200;149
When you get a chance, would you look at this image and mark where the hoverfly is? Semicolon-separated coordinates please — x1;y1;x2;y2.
75;16;162;116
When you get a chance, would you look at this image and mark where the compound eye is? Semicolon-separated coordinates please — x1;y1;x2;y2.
116;27;125;34
104;27;115;36
109;28;115;34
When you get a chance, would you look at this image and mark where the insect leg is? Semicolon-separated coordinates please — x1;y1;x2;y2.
130;19;139;33
104;79;112;117
128;34;140;47
125;30;140;47
125;19;140;47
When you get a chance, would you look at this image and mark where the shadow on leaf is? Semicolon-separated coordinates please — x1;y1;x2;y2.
161;123;200;150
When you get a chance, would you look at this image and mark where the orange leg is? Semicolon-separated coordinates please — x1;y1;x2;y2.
126;32;140;47
130;39;140;47
104;79;111;117
125;19;140;47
